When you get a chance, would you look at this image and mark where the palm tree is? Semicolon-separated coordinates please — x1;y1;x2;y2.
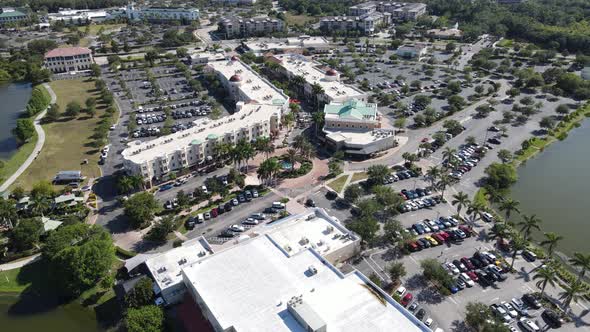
499;198;520;221
425;166;440;189
540;232;564;260
254;136;274;158
30;195;51;216
559;281;586;311
441;147;457;168
293;135;307;152
436;174;452;200
230;145;244;170
509;233;526;270
312;111;325;136
285;148;299;172
282;112;295;130
569;252;590;284
451;191;469;216
311;82;325;111
117;176;134;194
533;266;557;299
518;214;542;242
489;222;511;241
292;75;306;95
466;202;484;223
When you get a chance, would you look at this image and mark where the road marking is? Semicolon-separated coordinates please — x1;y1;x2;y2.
447;296;459;305
490;297;499;303
363;257;387;281
460;116;472;124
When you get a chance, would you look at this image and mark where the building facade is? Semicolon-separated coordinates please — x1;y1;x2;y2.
126;4;199;22
0;8;27;25
43;47;93;73
376;2;427;20
211;0;257;5
218;16;284;39
320;12;390;34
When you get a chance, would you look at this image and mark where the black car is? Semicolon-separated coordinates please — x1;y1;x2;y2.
305;199;316;207
224;202;233;212
542;309;563;328
325;190;338;200
264;207;278;214
217;204;225;214
185;217;196;230
522;294;542;309
415;308;426;320
408;302;419;312
487;137;501;145
219;230;235;238
477;272;492;287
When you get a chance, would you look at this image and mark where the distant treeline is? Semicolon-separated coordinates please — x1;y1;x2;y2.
3;0;127;12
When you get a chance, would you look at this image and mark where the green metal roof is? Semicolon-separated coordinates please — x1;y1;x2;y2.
207;133;219;140
323;99;377;121
0;10;27;18
190;139;203;145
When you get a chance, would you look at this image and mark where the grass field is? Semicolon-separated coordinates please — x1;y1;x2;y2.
496;39;514;48
79;23;126;36
327;174;349;194
350;171;368;183
0;260;45;293
11;79;107;190
284;13;317;26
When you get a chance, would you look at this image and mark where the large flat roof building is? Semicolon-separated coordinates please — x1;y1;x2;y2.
268;53;367;106
126;4;199;22
44;47;94;73
243;36;331;55
181;209;429;332
47;8;108;23
0;8;27;25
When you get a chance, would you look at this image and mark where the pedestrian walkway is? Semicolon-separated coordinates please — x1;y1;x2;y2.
0;253;41;271
0;83;56;193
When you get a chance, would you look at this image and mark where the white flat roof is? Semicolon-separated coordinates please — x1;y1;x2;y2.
263;209;356;257
182;231;427;332
208;59;288;105
273;53;366;101
245;37;330;52
145;237;213;292
324;128;395;145
122;103;282;165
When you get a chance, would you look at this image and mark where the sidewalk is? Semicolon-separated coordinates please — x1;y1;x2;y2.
0;253;41;271
0;83;56;193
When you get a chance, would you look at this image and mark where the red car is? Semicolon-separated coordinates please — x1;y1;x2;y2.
461;257;475;270
466;271;479;281
211;208;218;218
432;233;446;244
407;241;420;252
438;231;450;241
401;292;413;306
458;225;472;236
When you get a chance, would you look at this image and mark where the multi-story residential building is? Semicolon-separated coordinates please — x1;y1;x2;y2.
320;12;390;34
126;3;199;22
322;99;396;157
348;1;378;16
377;2;427;20
43;47;94;73
266;53;367;108
122;56;289;183
218;16;284;39
0;8;27;25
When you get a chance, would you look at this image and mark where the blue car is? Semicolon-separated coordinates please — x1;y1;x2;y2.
448;284;459;294
159;184;173;191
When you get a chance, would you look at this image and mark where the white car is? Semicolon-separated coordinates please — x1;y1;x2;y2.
395;286;407;297
519;317;540;332
229;225;245;232
445;262;460;275
482;251;497;261
459;273;475;287
495;306;511;323
242;218;259;225
501;301;518;318
201;185;208;194
426;220;439;231
424;318;433;327
109;125;116;130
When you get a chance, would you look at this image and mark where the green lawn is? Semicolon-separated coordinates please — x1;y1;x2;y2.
0;260;46;293
11;79;109;190
79;23;126;36
284;13;317;26
327;174;349;194
496;39;513;48
350;171;368;183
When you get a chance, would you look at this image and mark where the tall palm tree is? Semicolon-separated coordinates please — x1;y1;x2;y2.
509;233;526;270
425;166;440;189
30;195;51;217
292;75;306;95
540;232;564;260
489;222;511;241
282;112;295;130
311;82;325;111
117;176;134;194
254;136;274;158
559;281;586;311
436;174;452;200
451;191;469;216
293;135;307;152
518;214;542;242
312;111;325;136
533;266;557;299
466;202;484;223
285;148;299;172
569;252;590;284
499;198;521;221
441;147;457;168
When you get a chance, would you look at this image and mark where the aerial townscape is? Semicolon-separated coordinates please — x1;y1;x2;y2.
1;0;590;331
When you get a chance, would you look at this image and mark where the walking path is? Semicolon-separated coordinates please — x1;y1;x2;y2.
0;83;56;193
0;253;41;271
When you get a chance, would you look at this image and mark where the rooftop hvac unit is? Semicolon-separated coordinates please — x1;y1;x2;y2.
326;226;334;234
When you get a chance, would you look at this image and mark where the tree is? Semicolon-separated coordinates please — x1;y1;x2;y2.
347;215;379;244
13;119;35;142
145;216;175;242
176;47;188;58
65;101;81;117
509;233;526;269
451;191;469;216
436;174;452;199
11;218;43;250
484;163;517;190
176;190;191;208
144;50;159;67
445;41;456;52
499;199;520;221
367;164;391;185
559;281;585;311
518;214;542;242
540;232;563;259
373;185;403;214
44;224;114;296
388;262;406;284
555;104;570;117
533;266;557;299
464;302;507;331
497;149;512;163
467;202;484;223
90;63;101;77
125;277;155;308
383;219;403;244
394;117;406;130
126;305;164;332
569;253;590;284
328;158;343;177
420;258;453;288
46;104;60;122
0;197;18;229
124;192;160;228
539;116;556;132
343;184;362;204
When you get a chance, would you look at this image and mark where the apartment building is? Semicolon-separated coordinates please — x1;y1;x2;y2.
266;53;367;107
320;11;390;34
0;8;27;25
211;0;257;5
126;4;199;22
43;47;93;73
377;2;427;20
122;56;289;182
218;16;284;39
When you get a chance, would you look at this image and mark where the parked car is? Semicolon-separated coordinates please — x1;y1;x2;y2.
542;309;563;328
522;250;537;262
522;294;542;309
401;293;413;306
415;308;426;320
519;317;540;332
229;224;245;232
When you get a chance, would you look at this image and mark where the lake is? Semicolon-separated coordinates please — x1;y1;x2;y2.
0;293;102;332
510;118;590;256
0;82;32;160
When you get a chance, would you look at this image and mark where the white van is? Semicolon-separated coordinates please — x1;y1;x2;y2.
197;213;204;223
272;202;286;209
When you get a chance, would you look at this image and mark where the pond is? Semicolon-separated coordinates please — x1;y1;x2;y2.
0;82;32;160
